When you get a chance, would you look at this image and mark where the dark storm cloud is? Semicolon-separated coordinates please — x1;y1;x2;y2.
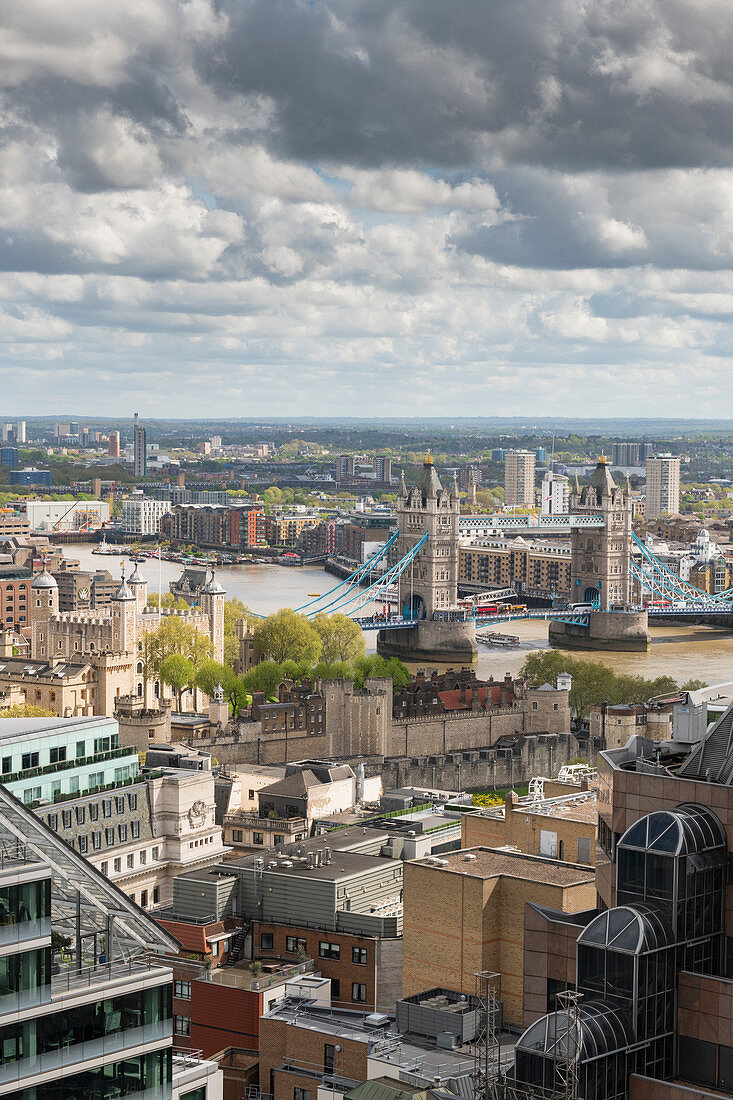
201;0;733;170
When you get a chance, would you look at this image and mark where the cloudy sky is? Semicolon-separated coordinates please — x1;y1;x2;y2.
3;0;733;417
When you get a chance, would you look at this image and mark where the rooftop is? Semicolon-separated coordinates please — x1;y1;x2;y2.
415;847;595;886
224;849;399;881
0;715;113;740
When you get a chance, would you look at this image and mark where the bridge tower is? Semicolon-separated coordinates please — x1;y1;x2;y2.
378;454;477;662
396;453;459;620
569;456;631;611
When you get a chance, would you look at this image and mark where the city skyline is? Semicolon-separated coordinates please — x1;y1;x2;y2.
3;2;733;416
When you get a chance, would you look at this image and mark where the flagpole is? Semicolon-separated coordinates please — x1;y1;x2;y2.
158;544;162;625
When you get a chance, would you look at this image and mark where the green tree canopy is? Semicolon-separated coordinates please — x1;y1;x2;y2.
252;609;322;665
159;654;195;711
312;613;366;663
140;617;213;680
242;661;287;699
352;654;411;690
223;597;254;668
196;660;249;714
521;651;686;720
147;592;190;610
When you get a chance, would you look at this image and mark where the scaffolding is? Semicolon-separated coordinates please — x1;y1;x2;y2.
472;977;583;1100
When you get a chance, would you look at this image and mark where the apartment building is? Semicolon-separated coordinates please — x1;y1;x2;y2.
121;497;172;537
504;450;536;508
459;537;571;598
645;453;681;520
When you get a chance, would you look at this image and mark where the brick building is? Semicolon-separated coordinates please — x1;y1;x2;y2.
462;786;597;866
459;536;571;598
402;847;595;1025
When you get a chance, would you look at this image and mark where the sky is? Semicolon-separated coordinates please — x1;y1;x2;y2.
3;0;733;417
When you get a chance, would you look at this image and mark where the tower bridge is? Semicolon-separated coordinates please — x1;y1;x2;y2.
296;454;733;656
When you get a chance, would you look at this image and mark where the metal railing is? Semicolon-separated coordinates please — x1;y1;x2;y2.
51;955;166;995
0;842;36;869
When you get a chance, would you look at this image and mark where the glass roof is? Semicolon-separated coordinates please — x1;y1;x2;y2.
516;1000;635;1062
577;904;675;954
618;804;725;856
0;783;178;960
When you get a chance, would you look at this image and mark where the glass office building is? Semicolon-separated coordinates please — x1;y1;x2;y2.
0;781;180;1099
513;803;728;1099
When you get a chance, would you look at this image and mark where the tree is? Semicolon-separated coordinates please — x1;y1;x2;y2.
160;654;195;711
242;661;286;699
681;678;708;691
352;654;410;690
140;617;213;705
3;704;57;717
147;593;189;610
196;660;249;714
252;609;322;665
223;597;255;669
312;613;366;663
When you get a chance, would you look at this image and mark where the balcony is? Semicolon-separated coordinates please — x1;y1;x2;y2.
52;956;171;998
0;1019;172;1089
1;745;136;786
225;812;307;833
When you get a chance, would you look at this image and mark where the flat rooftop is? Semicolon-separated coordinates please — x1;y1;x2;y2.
223;850;400;881
415;847;595;886
0;715;112;739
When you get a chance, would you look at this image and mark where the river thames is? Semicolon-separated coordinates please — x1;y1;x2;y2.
67;545;733;687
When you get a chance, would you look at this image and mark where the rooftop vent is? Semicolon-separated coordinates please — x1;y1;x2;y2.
463;853;477;862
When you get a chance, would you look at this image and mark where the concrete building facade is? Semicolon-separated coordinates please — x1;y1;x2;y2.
645;454;681;521
504;450;536;508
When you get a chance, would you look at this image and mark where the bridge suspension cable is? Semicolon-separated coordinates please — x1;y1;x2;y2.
631;531;733;604
307;533;428;620
290;530;399;615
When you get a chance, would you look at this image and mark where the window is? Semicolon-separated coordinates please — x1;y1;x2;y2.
75;806;85;825
0;757;10;776
102;799;112;818
49;747;66;764
100;861;108;876
324;1044;336;1073
153;886;160;903
118;824;128;843
294;1090;311;1100
131;821;140;840
331;978;340;1000
140;890;148;908
260;932;274;951
62;810;72;829
352;946;367;965
47;814;58;831
78;836;88;855
352;983;367;1003
319;942;340;960
115;796;125;814
232;829;243;843
175;980;191;1000
126;854;134;869
253;832;264;845
286;936;307;954
249;789;255;800
76;740;85;757
128;793;138;811
21;752;39;770
152;846;159;861
92;831;102;851
89;803;99;822
113;858;121;873
139;850;146;865
105;827;115;846
174;1016;191;1036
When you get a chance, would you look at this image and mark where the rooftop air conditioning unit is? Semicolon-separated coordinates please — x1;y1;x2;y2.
364;1013;390;1029
463;854;477;862
280;860;293;868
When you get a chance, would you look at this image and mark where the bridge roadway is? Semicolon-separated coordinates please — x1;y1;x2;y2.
352;603;733;630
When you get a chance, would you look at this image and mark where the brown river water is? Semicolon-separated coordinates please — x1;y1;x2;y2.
67;545;733;688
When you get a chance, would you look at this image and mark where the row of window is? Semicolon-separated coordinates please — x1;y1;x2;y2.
46;791;139;830
1;735;119;778
261;933;368;965
128;885;159;908
98;845;160;876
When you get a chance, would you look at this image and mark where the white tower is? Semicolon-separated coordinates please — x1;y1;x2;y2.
111;565;137;654
200;571;225;663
